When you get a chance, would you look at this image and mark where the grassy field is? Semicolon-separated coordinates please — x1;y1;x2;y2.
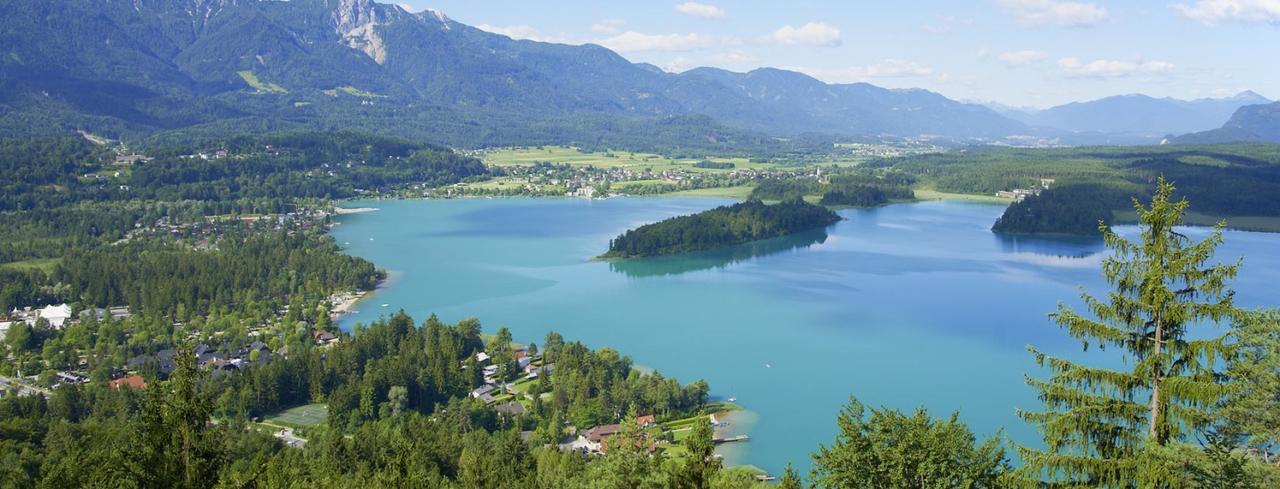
0;258;60;274
913;187;1014;204
322;86;385;98
666;185;756;199
237;71;288;94
264;403;327;428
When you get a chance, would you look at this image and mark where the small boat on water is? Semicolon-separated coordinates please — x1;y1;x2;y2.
381;304;389;307
727;397;737;402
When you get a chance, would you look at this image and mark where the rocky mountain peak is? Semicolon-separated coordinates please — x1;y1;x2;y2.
328;0;401;64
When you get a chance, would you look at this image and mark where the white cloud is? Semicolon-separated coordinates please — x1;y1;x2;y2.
598;31;713;53
676;2;726;19
794;60;935;83
1057;57;1176;78
1175;0;1280;25
715;50;759;64
998;50;1049;66
771;22;842;47
664;57;695;73
997;0;1109;27
591;19;626;35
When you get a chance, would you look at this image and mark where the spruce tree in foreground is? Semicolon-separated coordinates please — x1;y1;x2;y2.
1219;310;1280;454
674;415;721;489
1017;178;1240;486
811;396;1008;488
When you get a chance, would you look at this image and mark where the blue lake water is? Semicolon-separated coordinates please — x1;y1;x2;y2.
332;197;1280;475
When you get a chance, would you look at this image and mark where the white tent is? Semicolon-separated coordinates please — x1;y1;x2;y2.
38;303;73;329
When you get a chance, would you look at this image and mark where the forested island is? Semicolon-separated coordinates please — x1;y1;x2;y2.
991;184;1123;236
601;198;841;259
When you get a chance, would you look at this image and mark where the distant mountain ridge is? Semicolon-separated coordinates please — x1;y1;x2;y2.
1006;92;1271;137
0;0;1029;147
1172;101;1280;144
678;68;1026;138
0;0;1267;148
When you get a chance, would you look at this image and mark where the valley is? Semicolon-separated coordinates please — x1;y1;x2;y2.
3;0;1280;487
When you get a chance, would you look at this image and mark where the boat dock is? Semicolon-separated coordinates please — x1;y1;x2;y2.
712;434;750;444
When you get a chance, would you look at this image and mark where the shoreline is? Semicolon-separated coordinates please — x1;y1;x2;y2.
328;290;368;319
333;206;379;215
329;272;396;320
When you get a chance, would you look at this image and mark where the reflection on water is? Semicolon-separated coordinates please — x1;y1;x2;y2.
608;228;829;278
994;232;1105;258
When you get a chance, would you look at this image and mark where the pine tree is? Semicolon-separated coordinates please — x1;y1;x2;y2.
1219;310;1280;454
811;396;1008;488
1017;178;1240;486
674;415;720;489
780;463;804;489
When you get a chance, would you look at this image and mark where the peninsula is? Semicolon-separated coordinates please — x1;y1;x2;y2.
601;198;841;259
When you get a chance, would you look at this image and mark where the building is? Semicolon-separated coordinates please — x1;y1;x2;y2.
470;384;496;399
79;308;109;322
636;415;656;427
561;435;601;454
38;304;73;329
56;372;89;386
312;329;339;346
108;374;147;390
995;189;1040;201
495;401;526;416
127;350;178;377
114;154;150;165
585;424;622;443
108;306;132;320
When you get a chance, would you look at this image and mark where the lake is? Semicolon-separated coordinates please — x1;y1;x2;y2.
332;197;1280;475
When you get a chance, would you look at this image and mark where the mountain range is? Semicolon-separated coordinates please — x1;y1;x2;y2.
0;0;1275;148
994;92;1272;139
1172;102;1280;144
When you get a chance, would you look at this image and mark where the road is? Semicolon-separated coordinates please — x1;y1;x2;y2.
0;375;51;398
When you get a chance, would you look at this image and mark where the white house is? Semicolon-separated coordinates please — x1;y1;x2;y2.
38;304;73;329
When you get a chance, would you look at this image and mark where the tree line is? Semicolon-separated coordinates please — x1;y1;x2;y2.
749;170;916;207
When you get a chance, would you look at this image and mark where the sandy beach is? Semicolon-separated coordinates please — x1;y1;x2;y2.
329;291;367;318
333;207;379;215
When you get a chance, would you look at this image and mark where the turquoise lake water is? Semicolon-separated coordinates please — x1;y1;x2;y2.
332;197;1280;475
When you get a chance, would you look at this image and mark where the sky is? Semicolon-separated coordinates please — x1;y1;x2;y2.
396;0;1280;109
